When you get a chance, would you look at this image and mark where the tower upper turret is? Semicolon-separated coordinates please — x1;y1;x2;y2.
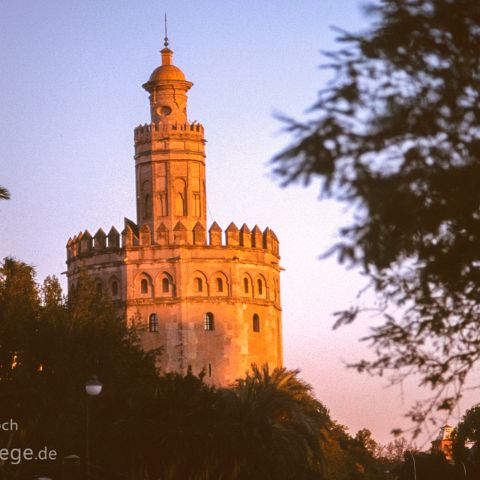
134;38;207;240
142;43;193;124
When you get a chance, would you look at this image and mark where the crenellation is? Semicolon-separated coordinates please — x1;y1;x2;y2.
66;226;126;263
71;235;78;256
67;222;280;258
209;222;222;246
76;231;84;255
251;225;263;249
225;222;240;247
122;224;137;247
66;237;73;260
108;226;120;249
94;228;107;250
240;224;251;248
134;121;204;143
263;227;280;254
270;230;280;256
157;223;169;245
140;224;152;246
193;222;206;245
124;217;139;237
173;221;188;244
81;230;93;254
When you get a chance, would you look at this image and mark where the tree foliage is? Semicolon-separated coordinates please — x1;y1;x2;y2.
0;257;160;479
452;404;480;476
0;257;415;479
399;451;462;480
1;257;344;479
272;0;480;429
111;365;330;480
0;185;10;200
375;437;418;479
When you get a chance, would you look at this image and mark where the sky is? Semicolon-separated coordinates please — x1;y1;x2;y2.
0;0;474;445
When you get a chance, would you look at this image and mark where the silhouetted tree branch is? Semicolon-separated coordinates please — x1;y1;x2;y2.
273;0;480;433
0;186;10;200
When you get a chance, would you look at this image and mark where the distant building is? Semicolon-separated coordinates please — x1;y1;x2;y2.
66;38;283;385
431;425;454;461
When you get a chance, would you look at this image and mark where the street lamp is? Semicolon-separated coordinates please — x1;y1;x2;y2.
85;376;102;480
85;376;103;396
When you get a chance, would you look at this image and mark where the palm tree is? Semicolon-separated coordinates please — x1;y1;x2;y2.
0;186;10;200
206;364;329;480
110;366;329;480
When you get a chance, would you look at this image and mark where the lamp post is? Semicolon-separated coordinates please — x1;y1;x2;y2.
407;451;417;480
85;376;102;480
62;454;81;480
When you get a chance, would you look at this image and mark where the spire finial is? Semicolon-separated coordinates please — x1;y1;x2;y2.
164;13;169;48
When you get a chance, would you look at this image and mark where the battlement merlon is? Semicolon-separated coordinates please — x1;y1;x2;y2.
134;122;205;143
66;221;280;263
66;226;122;264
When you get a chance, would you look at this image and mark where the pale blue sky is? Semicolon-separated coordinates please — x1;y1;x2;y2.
0;0;470;444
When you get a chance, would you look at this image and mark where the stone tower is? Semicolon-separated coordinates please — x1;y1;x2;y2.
431;425;453;461
66;39;282;385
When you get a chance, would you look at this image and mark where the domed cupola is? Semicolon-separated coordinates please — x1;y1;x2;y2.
142;34;193;124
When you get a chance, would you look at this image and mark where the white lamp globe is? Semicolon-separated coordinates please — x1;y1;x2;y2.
85;376;103;396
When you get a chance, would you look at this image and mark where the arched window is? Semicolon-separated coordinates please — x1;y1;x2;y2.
149;313;158;333
257;279;263;295
244;278;249;293
253;314;260;332
111;280;118;297
141;279;148;294
216;278;223;292
162;277;169;293
193;193;201;217
96;282;103;295
195;277;203;293
176;192;185;216
204;312;214;331
208;362;212;377
174;178;186;216
144;194;151;219
159;192;167;216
